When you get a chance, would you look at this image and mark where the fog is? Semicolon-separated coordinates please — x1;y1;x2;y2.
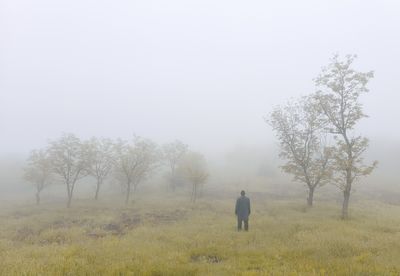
1;0;400;202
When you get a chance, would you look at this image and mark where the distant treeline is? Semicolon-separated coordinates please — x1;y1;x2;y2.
24;135;208;207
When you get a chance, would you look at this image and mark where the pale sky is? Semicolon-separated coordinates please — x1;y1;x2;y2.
1;0;399;156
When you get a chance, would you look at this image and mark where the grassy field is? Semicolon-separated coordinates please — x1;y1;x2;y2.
1;194;400;275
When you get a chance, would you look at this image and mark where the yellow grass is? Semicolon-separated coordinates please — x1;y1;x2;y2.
1;196;400;275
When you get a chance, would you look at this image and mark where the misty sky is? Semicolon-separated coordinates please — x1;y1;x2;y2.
1;0;399;156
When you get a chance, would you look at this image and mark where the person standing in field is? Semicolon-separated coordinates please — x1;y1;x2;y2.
235;190;251;231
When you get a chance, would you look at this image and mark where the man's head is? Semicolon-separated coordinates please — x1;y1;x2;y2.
240;190;245;196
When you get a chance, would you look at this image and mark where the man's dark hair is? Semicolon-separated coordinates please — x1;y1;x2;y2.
241;190;245;196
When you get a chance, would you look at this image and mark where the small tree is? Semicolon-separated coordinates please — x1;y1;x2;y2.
113;137;159;204
269;96;332;206
84;137;115;200
162;140;188;191
314;54;377;219
177;152;208;202
24;149;53;204
48;133;88;208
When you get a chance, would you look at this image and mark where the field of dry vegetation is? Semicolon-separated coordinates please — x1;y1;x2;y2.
1;192;400;276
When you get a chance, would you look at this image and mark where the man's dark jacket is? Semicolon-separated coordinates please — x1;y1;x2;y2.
235;196;251;220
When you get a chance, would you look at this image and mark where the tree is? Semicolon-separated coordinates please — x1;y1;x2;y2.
48;133;88;208
162;140;188;191
269;96;332;206
84;137;115;200
177;152;208;202
113;137;159;204
24;149;53;204
314;54;377;219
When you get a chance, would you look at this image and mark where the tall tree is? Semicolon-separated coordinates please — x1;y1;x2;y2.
48;133;88;208
269;96;332;206
84;137;115;200
314;54;377;219
177;151;208;202
113;137;159;204
24;149;53;204
162;140;188;191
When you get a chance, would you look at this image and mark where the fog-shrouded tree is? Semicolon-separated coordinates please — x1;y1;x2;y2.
177;151;208;202
162;140;188;191
314;54;377;219
113;136;159;204
269;96;332;207
48;133;88;208
84;137;115;200
24;149;53;204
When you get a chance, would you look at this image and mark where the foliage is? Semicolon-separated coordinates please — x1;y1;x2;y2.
314;54;377;218
84;137;115;200
162;140;188;191
24;149;53;204
269;96;332;206
176;151;208;202
47;133;88;208
113;136;160;204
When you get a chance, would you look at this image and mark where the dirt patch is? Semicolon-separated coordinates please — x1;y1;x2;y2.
86;232;107;239
13;226;37;242
85;209;186;238
48;218;95;229
145;209;187;225
86;215;142;238
120;213;142;228
191;254;222;264
38;231;71;245
102;223;124;235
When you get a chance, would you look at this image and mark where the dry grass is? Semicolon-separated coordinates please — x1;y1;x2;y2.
1;195;400;275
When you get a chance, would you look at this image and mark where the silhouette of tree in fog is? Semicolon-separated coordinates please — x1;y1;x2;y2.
269;95;332;206
24;149;53;204
314;54;377;219
177;151;208;202
48;133;88;208
84;137;115;200
162;140;188;191
113;136;159;204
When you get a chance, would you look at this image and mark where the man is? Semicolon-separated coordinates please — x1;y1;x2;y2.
235;190;251;231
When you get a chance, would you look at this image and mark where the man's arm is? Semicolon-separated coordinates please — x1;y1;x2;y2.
235;199;238;215
248;198;251;215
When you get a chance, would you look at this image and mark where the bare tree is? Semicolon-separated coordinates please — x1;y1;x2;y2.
113;137;159;204
48;133;88;208
177;152;208;202
84;137;115;200
162;140;188;191
314;54;377;219
269;96;332;206
24;149;53;204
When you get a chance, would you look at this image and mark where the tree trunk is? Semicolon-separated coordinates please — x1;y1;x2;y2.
94;179;101;200
36;192;40;205
342;189;351;219
169;174;176;192
342;166;353;219
67;194;73;208
192;183;197;202
342;134;353;220
66;184;72;208
130;182;139;202
125;182;131;204
170;167;176;192
307;186;315;207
